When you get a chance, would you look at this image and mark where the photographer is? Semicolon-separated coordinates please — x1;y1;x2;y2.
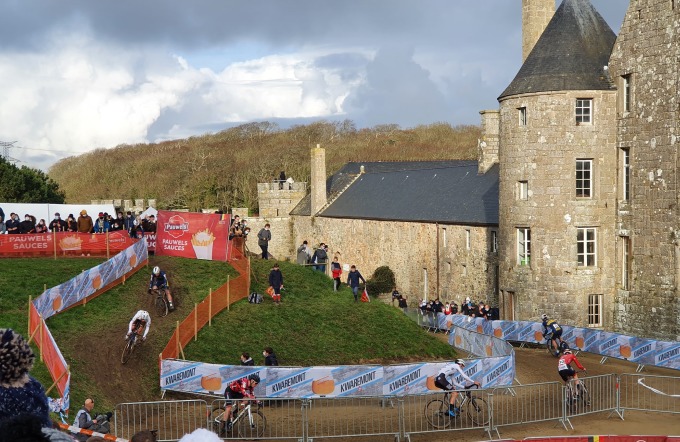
73;398;111;441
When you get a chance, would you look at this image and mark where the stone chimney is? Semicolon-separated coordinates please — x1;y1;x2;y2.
478;110;500;174
522;0;555;62
310;144;327;215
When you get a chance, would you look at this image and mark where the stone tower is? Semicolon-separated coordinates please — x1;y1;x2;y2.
310;144;327;215
497;0;618;326
608;1;680;340
522;0;555;61
478;110;500;174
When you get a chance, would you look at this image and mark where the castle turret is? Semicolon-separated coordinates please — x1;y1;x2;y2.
522;0;555;61
310;144;327;215
478;110;500;174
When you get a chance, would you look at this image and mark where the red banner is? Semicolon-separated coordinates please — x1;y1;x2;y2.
155;211;230;261
0;231;136;256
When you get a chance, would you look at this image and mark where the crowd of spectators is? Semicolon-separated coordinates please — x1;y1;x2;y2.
419;296;498;320
0;206;157;237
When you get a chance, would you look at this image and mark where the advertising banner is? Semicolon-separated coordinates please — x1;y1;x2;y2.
155;211;230;261
0;231;137;256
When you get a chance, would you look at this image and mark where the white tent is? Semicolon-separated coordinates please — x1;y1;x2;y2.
139;207;158;218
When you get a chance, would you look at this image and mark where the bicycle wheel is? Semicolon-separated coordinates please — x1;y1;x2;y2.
209;407;225;434
466;396;490;426
154;291;168;317
578;382;591;407
237;409;266;439
121;338;135;364
424;399;451;429
546;339;559;357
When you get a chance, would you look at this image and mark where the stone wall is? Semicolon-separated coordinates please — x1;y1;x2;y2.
256;182;307;219
522;0;555;62
609;0;680;340
241;216;294;261
497;90;618;327
291;215;499;306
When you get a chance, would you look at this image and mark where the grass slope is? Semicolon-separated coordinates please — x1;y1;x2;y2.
184;259;456;366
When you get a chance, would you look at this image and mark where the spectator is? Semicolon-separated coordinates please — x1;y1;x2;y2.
77;210;93;233
432;298;443;314
243;226;251;239
451;302;459;314
20;214;36;234
391;288;401;306
240;352;254;366
257;223;271;259
178;428;218;442
230;215;240;229
312;243;328;273
296;240;311;265
0;414;62;442
131;430;158;442
73;398;99;442
346;265;366;302
268;262;283;305
110;212;124;232
35;219;48;233
87;437;106;442
5;213;20;234
93;213;109;234
398;295;408;310
278;171;286;190
443;302;451;315
66;214;77;232
134;222;145;240
48;213;67;232
331;257;342;291
461;297;473;316
478;303;489;320
263;347;279;366
0;329;51;428
124;211;136;237
0;206;4;234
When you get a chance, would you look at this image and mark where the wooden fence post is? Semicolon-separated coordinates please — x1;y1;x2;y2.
53;233;57;260
194;304;198;341
28;295;32;337
106;231;110;260
227;276;230;311
208;288;212;327
39;315;44;362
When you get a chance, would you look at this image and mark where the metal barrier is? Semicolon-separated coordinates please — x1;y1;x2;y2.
208;398;303;440
306;396;401;440
490;381;564;435
619;374;680;417
563;374;619;425
114;399;208;442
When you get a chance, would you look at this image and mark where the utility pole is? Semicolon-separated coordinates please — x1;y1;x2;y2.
0;140;18;164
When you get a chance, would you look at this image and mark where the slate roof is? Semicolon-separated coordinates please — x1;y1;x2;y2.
499;0;616;99
290;161;499;226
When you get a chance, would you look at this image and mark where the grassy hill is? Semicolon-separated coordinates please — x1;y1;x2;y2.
2;255;455;413
48;121;480;212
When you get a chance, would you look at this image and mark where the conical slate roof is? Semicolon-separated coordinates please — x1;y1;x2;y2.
499;0;616;99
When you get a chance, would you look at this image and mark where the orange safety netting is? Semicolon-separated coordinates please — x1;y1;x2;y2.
160;241;250;362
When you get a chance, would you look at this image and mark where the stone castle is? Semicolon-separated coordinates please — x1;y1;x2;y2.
245;0;679;342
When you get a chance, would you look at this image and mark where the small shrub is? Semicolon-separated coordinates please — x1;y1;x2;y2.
366;266;396;296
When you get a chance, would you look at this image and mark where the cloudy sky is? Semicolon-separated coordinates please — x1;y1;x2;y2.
0;0;629;170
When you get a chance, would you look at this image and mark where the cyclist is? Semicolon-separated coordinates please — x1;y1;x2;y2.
541;313;564;353
434;359;481;417
149;266;175;311
220;374;260;433
126;310;151;341
558;349;586;397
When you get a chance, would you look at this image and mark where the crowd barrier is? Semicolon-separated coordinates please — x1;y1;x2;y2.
27;239;149;412
113;373;680;441
0;231;137;258
159;243;250;363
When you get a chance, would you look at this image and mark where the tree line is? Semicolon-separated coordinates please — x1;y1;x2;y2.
48;120;480;212
0;157;65;203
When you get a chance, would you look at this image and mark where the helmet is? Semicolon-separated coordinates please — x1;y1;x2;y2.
153;266;160;276
140;310;149;318
541;314;548;321
563;349;572;355
248;374;261;384
455;358;466;367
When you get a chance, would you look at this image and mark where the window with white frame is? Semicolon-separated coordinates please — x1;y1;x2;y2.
518;107;527;126
576;98;592;124
576;159;593;198
517;227;531;266
518;181;528;200
465;229;471;250
621;149;630;201
621;236;631;290
442;227;447;248
577;227;597;267
491;230;498;253
587;294;603;327
622;74;632;113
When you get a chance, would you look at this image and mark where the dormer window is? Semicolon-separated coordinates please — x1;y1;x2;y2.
576;98;592;125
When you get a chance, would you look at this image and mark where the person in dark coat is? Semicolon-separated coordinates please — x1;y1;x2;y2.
240;352;255;366
5;213;20;234
263;347;279;366
268;263;283;305
48;213;67;232
19;214;36;233
346;265;366;302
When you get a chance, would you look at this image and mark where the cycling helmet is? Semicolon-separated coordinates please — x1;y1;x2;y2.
563;349;572;355
153;266;161;276
455;358;466;367
541;313;548;321
140;310;149;318
248;374;261;384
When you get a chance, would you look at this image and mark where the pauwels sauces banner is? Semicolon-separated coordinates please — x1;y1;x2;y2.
155;211;230;261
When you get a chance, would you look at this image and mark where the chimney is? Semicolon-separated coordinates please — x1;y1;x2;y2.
522;0;555;62
478;110;500;174
310;144;327;215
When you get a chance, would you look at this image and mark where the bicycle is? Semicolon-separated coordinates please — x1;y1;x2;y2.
545;333;566;357
151;287;169;317
424;385;489;429
564;372;591;412
210;400;267;438
121;328;143;364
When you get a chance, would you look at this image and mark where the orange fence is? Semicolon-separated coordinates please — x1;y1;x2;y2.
160;242;250;362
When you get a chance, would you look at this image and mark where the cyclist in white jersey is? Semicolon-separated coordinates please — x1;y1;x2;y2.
434;359;481;417
126;310;151;341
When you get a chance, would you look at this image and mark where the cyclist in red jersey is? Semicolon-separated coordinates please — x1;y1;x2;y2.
220;374;259;432
558;349;586;385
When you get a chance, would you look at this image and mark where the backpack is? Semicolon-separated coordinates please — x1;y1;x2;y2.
248;292;263;304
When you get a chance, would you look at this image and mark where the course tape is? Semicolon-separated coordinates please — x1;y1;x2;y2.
57;422;128;441
637;378;680;398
